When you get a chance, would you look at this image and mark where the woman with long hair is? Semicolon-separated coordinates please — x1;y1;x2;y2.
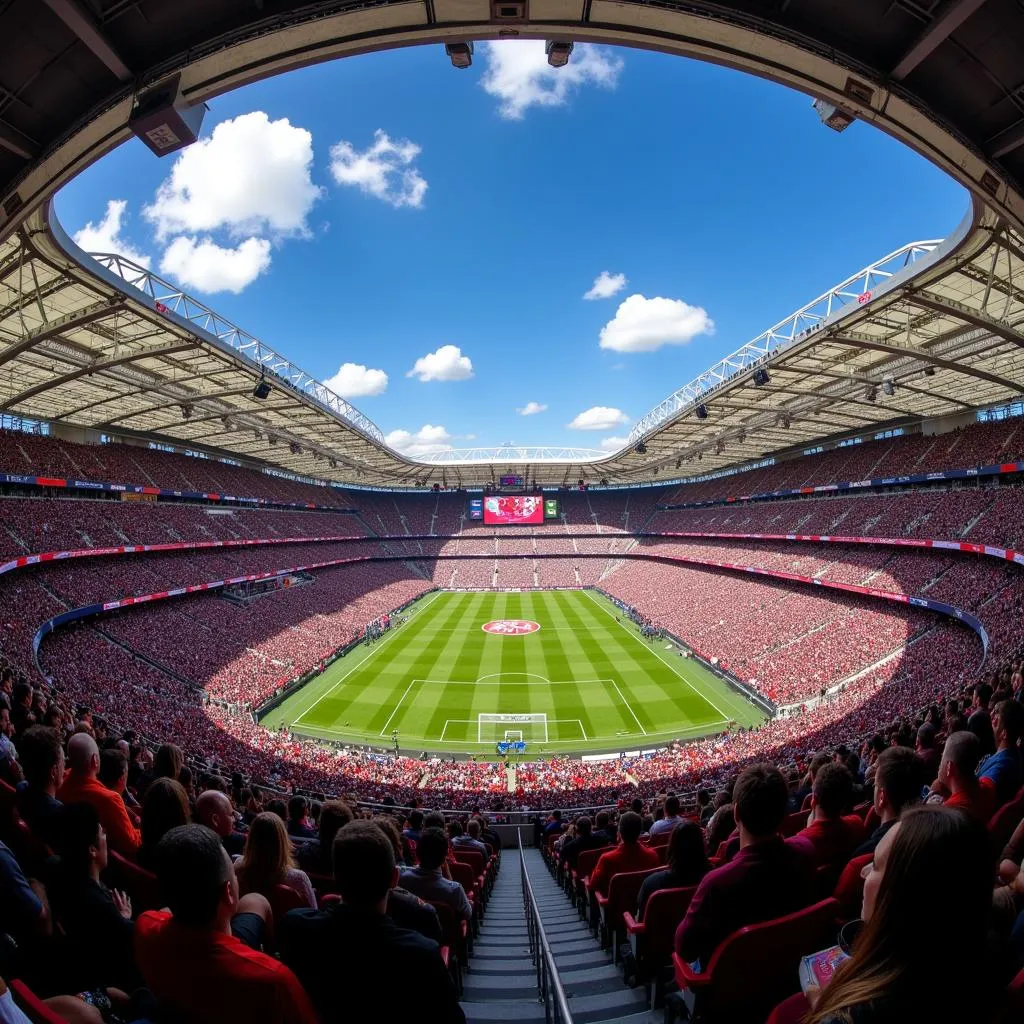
637;821;710;918
234;811;316;909
137;778;190;870
806;805;997;1024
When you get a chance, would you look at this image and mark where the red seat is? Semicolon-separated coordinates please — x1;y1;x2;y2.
429;900;469;995
271;882;308;920
780;810;808;838
104;850;162;913
672;898;840;1023
10;981;68;1024
988;784;1024;852
832;853;871;919
622;885;698;1004
595;867;660;951
572;845;612;911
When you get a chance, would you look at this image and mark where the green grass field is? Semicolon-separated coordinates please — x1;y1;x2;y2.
261;589;766;757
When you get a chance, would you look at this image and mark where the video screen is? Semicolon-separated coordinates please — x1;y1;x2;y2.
484;494;544;525
500;475;523;487
467;498;483;520
544;498;559;519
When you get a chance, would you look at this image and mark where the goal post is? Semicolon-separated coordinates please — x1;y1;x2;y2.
477;713;548;744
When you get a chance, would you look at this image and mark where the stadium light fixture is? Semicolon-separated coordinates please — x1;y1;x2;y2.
634;441;647;455
546;40;574;67
444;41;473;69
752;367;770;386
252;374;271;400
813;97;855;133
866;385;877;403
924;366;936;377
289;441;301;455
695;404;709;420
180;403;192;420
882;378;895;396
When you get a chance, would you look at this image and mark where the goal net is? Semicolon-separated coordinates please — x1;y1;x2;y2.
477;713;548;743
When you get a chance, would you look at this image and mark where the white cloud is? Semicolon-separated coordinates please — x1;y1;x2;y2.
599;293;715;353
144;111;321;240
583;271;627;301
480;41;623;120
406;344;474;382
73;200;151;268
386;424;453;458
599;436;629;453
159;236;271;294
323;362;388;399
329;130;427;209
568;406;629;431
517;401;548;416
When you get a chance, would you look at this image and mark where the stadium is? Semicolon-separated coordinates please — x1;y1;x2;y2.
1;3;1024;1023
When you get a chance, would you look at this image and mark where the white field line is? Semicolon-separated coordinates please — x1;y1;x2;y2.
379;678;418;735
581;589;732;727
293;590;444;726
608;678;648;735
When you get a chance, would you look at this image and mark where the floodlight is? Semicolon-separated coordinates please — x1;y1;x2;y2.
546;40;573;67
752;367;770;386
634;441;647;455
813;97;855;132
882;378;895;396
695;404;709;420
445;41;473;69
252;375;272;400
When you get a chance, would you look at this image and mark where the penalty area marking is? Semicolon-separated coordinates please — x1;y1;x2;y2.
582;589;732;729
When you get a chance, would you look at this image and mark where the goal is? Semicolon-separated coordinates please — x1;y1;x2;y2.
477;713;548;744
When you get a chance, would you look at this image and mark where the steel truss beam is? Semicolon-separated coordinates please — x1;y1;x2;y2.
903;290;1024;349
0;299;124;367
41;0;132;81
2;340;197;411
891;0;990;81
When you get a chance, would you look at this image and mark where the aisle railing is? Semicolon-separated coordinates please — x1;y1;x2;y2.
519;832;575;1024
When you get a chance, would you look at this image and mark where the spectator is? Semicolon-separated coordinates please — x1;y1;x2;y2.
697;789;713;825
399;827;472;923
135;824;316;1024
57;734;141;858
450;819;487;860
137;779;191;871
13;725;63;849
48;803;137;991
914;723;939;782
792;763;863;866
589;812;660;899
559;816;610;873
649;794;684;836
675;764;813;967
286;796;316;840
930;731;996;822
0;703;20;786
806;807;996;1024
592;810;617;845
280;820;464;1023
195;789;246;858
968;683;995;755
403;809;424;844
853;746;920;857
978;699;1024;806
296;799;352;877
234;812;316;910
97;748;128;798
637;820;710;918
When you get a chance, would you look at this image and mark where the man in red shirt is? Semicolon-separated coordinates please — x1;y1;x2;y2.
675;764;814;967
588;811;660;898
57;734;141;857
791;762;864;867
135;824;317;1024
930;731;996;822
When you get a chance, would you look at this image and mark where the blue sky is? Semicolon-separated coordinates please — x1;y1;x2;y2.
54;41;966;458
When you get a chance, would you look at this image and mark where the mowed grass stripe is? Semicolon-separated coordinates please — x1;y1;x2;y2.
537;591;599;742
552;591;648;738
418;592;496;740
362;592;478;734
576;593;729;728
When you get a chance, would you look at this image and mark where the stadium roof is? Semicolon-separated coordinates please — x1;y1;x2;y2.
1;1;1024;488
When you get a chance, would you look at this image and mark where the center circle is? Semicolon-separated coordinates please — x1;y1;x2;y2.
481;619;541;635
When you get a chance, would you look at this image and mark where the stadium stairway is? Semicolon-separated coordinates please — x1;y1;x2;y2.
461;848;658;1024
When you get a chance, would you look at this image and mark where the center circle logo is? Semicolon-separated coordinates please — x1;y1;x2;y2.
481;619;541;636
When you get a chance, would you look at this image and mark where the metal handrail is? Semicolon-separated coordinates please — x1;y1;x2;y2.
519;832;575;1024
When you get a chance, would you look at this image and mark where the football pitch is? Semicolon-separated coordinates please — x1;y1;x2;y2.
261;589;766;757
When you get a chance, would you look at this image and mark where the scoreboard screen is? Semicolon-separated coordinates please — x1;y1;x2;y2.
484;495;544;525
467;498;483;520
544;498;559;519
499;475;524;487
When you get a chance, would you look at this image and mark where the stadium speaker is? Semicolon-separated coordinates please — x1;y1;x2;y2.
924;366;936;377
129;74;207;157
695;404;709;420
252;376;272;400
752;367;770;387
882;378;895;396
634;441;647;455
